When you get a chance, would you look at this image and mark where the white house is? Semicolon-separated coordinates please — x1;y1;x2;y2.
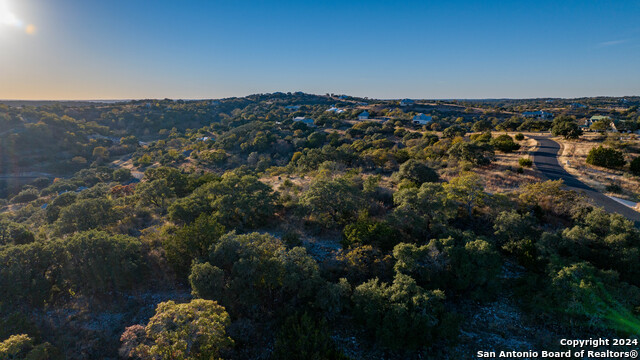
326;106;345;114
293;117;315;126
400;99;414;107
358;111;370;120
412;113;432;125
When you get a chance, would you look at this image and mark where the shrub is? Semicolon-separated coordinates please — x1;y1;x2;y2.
189;262;225;299
514;133;525;141
494;210;538;267
163;214;225;278
342;215;397;251
10;188;40;204
394;238;501;300
630;157;640;176
282;230;302;248
336;245;393;284
586;146;625;169
192;232;324;319
300;177;363;228
352;273;456;349
272;313;349;360
0;334;58;359
55;198;119;234
471;120;492;132
518;158;533;167
0;230;145;307
442;125;466;139
530;262;640;333
490;134;520;153
113;168;133;182
62;230;145;294
31;177;52;189
469;131;491;143
551;117;582;139
396;159;439;185
120;300;233;360
0;221;35;246
447;141;494;165
169;173;276;228
605;183;622;193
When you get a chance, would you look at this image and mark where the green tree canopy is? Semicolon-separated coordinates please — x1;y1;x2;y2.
551;116;582;139
490;134;520;153
55;198;120;234
169;172;276;229
120;299;233;360
299;176;363;228
395;159;439;185
586;146;625;169
352;273;455;349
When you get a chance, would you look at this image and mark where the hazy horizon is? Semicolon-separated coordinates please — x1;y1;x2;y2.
1;93;639;103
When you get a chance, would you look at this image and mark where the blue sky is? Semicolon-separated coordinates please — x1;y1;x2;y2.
1;0;639;99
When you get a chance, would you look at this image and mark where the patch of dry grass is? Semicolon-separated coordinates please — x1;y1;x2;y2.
556;133;640;201
473;133;543;193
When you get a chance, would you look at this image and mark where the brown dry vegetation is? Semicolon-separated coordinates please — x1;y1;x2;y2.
556;133;640;201
472;132;543;194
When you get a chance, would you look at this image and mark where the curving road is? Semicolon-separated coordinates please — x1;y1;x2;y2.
530;135;640;224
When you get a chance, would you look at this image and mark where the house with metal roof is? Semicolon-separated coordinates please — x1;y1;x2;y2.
293;117;315;126
400;99;415;106
412;113;432;125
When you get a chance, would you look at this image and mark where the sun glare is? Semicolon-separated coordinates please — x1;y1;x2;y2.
0;0;22;27
0;0;35;35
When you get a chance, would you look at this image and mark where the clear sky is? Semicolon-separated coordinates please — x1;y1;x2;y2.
1;0;639;100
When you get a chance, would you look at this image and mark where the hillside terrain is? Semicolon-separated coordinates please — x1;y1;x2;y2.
1;93;640;359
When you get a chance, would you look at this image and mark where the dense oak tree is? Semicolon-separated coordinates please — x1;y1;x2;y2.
120;299;233;360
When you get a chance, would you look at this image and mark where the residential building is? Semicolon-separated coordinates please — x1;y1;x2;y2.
293;117;315;126
412;113;432;125
358;111;370;120
400;99;415;107
326;106;345;114
589;115;612;130
578;118;591;130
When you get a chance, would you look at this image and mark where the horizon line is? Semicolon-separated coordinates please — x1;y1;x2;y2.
1;93;639;103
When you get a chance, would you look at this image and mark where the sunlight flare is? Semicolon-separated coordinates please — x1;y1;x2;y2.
0;0;22;28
